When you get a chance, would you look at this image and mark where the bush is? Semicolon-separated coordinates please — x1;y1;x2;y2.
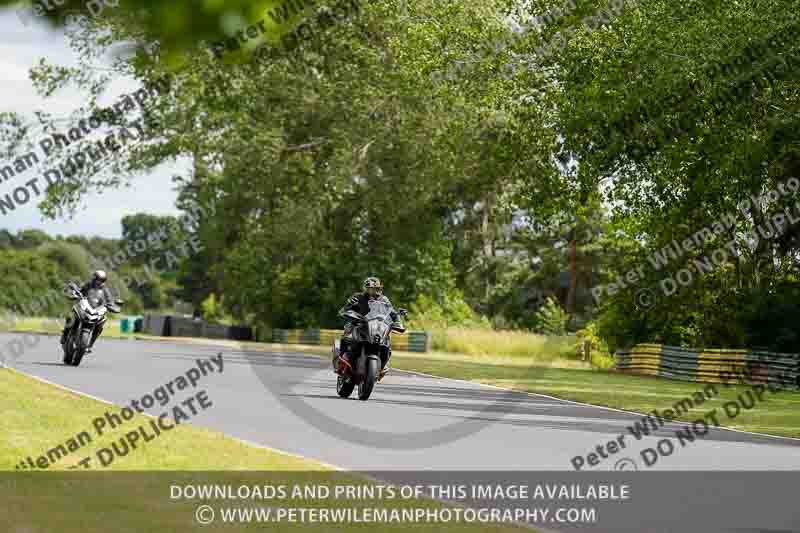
739;284;800;352
576;321;601;351
577;321;614;366
407;291;491;331
590;351;616;370
593;279;800;354
201;293;225;323
534;297;568;336
594;295;650;353
0;248;62;316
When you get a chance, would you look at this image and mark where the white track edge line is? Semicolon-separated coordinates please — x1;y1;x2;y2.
9;331;800;444
247;347;800;445
393;369;800;444
6;366;543;531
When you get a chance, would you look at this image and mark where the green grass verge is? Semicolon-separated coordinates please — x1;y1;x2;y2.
0;369;527;533
2;316;126;337
386;350;800;438
0;368;322;471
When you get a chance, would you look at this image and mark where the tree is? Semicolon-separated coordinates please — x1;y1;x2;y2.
13;229;51;249
6;0;318;62
120;213;182;268
539;0;800;350
19;0;798;350
534;296;568;336
19;0;564;330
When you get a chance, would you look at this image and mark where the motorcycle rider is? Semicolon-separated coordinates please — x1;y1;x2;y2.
336;277;405;380
60;270;118;353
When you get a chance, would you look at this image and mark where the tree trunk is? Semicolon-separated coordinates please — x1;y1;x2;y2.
566;233;578;314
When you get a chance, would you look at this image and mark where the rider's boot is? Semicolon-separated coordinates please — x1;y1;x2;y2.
87;324;103;354
378;349;391;382
334;339;351;374
60;317;70;346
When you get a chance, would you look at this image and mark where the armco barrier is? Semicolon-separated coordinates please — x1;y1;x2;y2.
228;325;254;341
272;328;430;353
143;315;253;341
170;317;203;338
202;322;230;339
141;316;422;350
616;343;800;389
143;314;170;336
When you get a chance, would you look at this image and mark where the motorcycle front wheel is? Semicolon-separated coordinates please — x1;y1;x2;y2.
62;335;73;365
358;357;379;401
70;329;92;367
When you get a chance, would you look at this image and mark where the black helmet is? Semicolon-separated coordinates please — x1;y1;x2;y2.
363;277;383;298
92;270;107;287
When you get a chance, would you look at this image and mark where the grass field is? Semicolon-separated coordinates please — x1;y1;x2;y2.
0;368;527;533
427;327;578;359
0;368;322;471
0;316;125;337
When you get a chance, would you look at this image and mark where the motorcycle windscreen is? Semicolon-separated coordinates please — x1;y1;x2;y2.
365;301;394;344
364;301;392;320
367;320;391;344
84;288;108;309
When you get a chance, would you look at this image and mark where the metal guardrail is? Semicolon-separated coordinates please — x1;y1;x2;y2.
142;315;255;341
616;343;800;389
141;316;430;352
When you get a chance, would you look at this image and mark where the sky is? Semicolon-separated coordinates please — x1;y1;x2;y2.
0;6;186;239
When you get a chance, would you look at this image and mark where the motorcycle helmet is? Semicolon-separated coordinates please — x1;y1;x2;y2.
363;277;383;298
92;270;108;287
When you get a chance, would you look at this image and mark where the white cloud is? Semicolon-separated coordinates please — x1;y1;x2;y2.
0;7;184;239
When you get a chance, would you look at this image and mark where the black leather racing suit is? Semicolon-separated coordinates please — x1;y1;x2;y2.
338;293;403;370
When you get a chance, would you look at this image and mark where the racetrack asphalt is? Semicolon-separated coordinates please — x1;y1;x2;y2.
4;333;800;472
6;333;800;532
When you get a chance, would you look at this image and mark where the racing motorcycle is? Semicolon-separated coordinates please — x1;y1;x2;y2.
332;301;408;401
62;282;123;367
